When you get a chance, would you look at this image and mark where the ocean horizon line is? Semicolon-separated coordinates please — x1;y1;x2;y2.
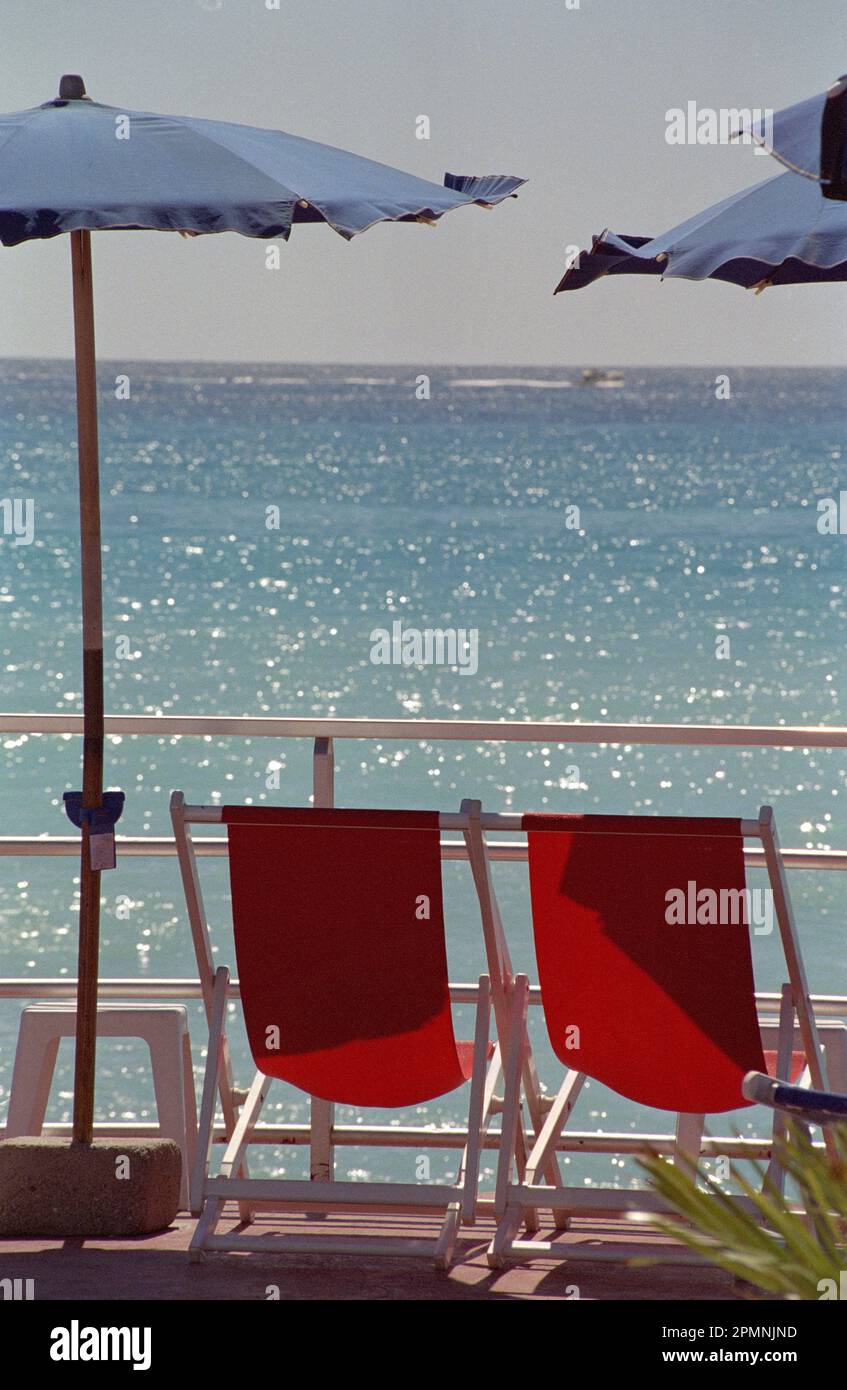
1;355;846;373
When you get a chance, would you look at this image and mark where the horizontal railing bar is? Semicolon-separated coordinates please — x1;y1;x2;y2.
183;806;767;837
0;977;845;1017
1;712;845;748
0;978;496;1003
0;1121;789;1158
0;835;844;872
0;978;224;1001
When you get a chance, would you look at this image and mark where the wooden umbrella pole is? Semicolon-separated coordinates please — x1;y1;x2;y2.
70;228;104;1145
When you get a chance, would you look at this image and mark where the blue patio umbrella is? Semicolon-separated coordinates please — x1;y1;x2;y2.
0;74;525;1144
555;166;847;294
740;75;847;201
0;79;524;246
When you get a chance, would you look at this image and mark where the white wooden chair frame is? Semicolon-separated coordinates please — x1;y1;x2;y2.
170;789;556;1263
480;805;832;1267
191;963;493;1265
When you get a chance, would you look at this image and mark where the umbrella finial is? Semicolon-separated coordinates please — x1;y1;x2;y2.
59;74;87;100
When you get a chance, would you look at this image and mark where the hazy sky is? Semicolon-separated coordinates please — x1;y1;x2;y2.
1;0;845;364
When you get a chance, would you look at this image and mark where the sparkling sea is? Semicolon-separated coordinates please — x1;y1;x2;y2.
0;359;844;1188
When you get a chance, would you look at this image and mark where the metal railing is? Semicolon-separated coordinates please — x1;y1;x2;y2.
1;710;845;1161
1;711;846;747
2;974;845;1155
1;710;844;868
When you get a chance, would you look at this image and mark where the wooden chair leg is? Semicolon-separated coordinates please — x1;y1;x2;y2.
524;1069;586;1228
191;966;229;1217
189;1197;223;1263
459;976;492;1224
764;982;795;1196
494;976;530;1220
434;1202;461;1270
487;1204;522;1269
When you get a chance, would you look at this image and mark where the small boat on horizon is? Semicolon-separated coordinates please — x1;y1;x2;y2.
579;367;625;387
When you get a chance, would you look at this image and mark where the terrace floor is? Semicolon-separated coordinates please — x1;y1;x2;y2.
0;1209;758;1301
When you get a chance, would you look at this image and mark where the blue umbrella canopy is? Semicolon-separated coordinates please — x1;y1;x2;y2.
0;78;524;245
740;76;847;200
1;74;524;1152
556;168;847;294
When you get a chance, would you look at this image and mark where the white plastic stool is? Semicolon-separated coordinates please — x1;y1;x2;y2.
6;1003;197;1211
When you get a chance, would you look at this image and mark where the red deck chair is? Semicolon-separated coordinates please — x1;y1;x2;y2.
486;805;830;1266
173;799;504;1265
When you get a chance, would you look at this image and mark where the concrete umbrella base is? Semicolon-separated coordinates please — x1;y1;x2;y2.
0;1137;182;1237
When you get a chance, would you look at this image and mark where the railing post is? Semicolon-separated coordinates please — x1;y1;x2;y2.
310;737;335;1184
312;736;335;811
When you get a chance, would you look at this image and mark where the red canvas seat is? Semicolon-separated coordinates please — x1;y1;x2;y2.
523;813;766;1113
222;806;471;1108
